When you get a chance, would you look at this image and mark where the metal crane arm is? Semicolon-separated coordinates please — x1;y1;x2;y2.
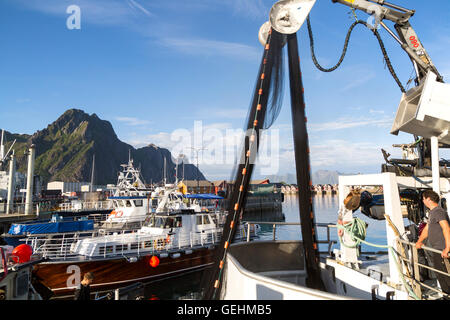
332;0;442;83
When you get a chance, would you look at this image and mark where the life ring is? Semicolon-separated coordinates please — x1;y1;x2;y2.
108;210;116;217
165;235;171;244
115;210;123;218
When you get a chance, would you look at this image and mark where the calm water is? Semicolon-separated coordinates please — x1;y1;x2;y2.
140;194;391;300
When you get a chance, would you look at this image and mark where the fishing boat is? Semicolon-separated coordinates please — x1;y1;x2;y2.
202;0;450;301
25;182;256;299
29;203;257;299
221;172;449;300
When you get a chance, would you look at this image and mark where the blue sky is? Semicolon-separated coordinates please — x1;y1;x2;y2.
1;0;450;180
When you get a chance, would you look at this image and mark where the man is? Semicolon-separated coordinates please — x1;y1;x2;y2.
74;272;94;300
415;190;450;295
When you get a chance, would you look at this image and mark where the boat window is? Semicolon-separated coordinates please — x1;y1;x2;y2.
126;200;132;207
174;217;182;227
149;216;167;228
120;200;127;207
164;218;173;229
99;245;114;255
196;216;203;225
144;241;153;248
203;215;210;224
113;200;119;207
116;244;127;252
151;199;158;207
134;199;143;207
130;243;139;250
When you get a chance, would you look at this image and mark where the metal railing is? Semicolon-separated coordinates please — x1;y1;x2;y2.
57;201;113;212
242;221;338;255
24;227;226;260
0;200;113;215
396;238;450;300
23;220;259;261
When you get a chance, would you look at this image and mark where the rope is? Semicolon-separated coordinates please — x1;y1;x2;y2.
337;220;420;300
306;16;406;93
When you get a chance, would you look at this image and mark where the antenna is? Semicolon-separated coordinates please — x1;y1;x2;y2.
189;146;207;193
269;0;316;34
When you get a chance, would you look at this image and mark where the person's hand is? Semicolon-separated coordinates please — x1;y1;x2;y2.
415;241;423;250
442;247;449;258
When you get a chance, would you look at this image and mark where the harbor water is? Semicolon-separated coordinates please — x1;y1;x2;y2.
139;194;390;300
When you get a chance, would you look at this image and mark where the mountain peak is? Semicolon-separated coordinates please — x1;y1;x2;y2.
8;108;205;185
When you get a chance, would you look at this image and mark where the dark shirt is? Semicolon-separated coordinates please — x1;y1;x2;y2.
74;284;91;300
428;206;450;251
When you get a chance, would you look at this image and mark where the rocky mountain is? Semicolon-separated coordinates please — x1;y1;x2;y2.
1;109;205;185
311;170;340;185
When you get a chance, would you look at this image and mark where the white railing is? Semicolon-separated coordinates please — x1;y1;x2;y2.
24;228;225;260
57;201;113;212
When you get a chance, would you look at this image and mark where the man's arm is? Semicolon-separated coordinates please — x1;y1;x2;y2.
439;220;450;258
416;223;428;249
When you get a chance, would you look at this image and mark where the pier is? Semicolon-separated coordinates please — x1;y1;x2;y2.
280;184;339;195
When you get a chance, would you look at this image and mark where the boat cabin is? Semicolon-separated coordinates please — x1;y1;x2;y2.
71;210;225;258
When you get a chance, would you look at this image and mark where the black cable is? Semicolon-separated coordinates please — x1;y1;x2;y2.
306;16;406;93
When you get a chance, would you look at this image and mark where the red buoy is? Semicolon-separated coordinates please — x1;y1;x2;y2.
11;244;33;264
149;255;159;268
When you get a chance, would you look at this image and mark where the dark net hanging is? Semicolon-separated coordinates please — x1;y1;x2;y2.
200;28;286;300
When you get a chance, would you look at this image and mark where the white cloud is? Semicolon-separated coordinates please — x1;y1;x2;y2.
223;0;269;20
158;37;260;60
339;72;377;92
308;115;393;132
209;108;248;119
126;0;153;17
115;117;151;126
16;98;31;103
